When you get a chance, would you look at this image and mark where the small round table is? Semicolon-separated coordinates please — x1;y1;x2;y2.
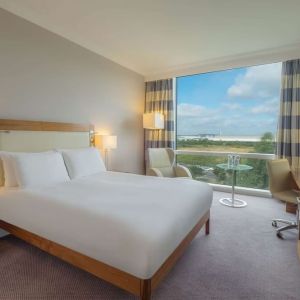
216;163;253;208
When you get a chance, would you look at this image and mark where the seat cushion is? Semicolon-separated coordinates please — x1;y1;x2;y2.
273;190;299;204
158;167;176;177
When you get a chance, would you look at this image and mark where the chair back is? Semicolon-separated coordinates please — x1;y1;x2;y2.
267;159;292;194
147;148;175;168
146;148;175;177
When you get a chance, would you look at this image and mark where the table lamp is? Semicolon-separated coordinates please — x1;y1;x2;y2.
95;134;117;169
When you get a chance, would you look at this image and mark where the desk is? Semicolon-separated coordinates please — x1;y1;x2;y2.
216;163;253;208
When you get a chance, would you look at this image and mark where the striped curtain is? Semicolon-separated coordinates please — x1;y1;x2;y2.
277;59;300;178
144;78;175;149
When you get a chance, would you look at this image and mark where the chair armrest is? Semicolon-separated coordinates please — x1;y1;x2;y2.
147;168;164;177
174;165;192;178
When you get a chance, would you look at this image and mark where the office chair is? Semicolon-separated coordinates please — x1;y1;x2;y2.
267;159;299;238
297;198;300;259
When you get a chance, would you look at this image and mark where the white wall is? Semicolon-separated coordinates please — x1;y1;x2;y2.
0;8;145;174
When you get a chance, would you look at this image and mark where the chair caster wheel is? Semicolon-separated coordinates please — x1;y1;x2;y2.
276;232;283;239
272;221;278;228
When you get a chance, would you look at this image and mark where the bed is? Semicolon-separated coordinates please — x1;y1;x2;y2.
0;119;212;300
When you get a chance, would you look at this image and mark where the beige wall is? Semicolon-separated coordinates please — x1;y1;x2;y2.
0;8;145;174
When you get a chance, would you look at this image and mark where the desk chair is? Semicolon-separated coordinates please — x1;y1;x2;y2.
298;198;300;260
267;159;299;238
146;148;192;178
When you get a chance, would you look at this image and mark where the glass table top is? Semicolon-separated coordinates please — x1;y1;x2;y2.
216;163;253;171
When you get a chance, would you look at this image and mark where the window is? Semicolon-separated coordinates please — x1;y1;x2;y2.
176;62;282;190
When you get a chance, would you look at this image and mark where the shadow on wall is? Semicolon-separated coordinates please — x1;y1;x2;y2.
120;117;143;133
0;229;8;238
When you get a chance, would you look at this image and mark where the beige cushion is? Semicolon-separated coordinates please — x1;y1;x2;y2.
148;148;172;168
273;190;299;204
267;159;293;193
157;167;175;177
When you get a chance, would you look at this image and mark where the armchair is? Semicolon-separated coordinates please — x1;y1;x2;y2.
146;148;192;178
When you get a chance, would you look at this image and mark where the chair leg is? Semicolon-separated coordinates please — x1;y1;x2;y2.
205;219;210;235
272;211;298;238
276;223;298;238
272;219;295;226
286;202;297;214
277;224;298;234
140;279;151;300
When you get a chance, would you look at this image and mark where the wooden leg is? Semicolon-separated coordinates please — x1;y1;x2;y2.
286;202;297;214
140;279;151;300
205;218;210;235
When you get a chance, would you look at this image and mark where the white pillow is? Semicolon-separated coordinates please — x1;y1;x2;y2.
12;151;70;188
59;147;106;179
0;152;19;187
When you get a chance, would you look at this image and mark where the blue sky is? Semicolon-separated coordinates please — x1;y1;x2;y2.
177;62;282;136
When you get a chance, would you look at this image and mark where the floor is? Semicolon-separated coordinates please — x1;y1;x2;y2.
0;192;299;300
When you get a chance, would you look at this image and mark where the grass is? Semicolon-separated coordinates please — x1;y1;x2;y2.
177;145;255;153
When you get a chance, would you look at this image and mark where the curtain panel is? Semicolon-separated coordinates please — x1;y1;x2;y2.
144;78;175;149
277;59;300;178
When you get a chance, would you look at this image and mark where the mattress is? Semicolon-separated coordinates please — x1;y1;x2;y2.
0;171;212;279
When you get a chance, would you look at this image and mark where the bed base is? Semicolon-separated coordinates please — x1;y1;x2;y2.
0;210;210;300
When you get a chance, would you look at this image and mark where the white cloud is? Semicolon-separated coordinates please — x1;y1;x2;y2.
177;103;212;117
227;63;282;100
221;102;241;110
177;63;282;135
177;103;223;134
177;101;278;136
251;98;279;114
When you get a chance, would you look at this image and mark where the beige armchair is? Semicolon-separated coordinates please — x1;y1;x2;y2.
146;148;192;178
267;159;299;238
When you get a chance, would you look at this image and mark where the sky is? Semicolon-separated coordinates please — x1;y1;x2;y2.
177;62;282;136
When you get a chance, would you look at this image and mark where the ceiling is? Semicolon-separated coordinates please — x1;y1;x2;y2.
1;0;300;79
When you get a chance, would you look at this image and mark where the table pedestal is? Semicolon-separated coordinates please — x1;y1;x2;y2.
219;197;247;208
219;169;247;208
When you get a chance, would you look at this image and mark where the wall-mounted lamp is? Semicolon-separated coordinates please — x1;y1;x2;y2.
95;134;117;170
143;112;164;129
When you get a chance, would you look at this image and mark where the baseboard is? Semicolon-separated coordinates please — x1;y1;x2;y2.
210;183;272;198
0;229;8;238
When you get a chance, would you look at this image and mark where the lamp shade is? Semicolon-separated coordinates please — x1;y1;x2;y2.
143;112;164;129
102;135;117;150
95;135;117;150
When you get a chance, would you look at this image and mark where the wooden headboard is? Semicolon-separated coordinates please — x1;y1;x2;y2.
0;119;95;152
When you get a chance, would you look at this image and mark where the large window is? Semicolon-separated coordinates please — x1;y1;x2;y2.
176;63;282;190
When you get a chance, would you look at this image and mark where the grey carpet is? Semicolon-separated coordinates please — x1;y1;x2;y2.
0;192;300;300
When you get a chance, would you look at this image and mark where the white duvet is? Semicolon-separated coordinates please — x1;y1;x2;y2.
0;172;212;279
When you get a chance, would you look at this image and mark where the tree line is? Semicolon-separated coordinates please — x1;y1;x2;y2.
177;132;275;189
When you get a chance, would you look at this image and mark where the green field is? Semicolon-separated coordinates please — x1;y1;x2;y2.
176;133;275;190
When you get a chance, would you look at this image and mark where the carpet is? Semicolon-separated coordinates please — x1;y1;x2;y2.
0;192;299;299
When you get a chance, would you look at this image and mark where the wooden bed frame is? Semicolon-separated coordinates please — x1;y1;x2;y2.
0;119;211;300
